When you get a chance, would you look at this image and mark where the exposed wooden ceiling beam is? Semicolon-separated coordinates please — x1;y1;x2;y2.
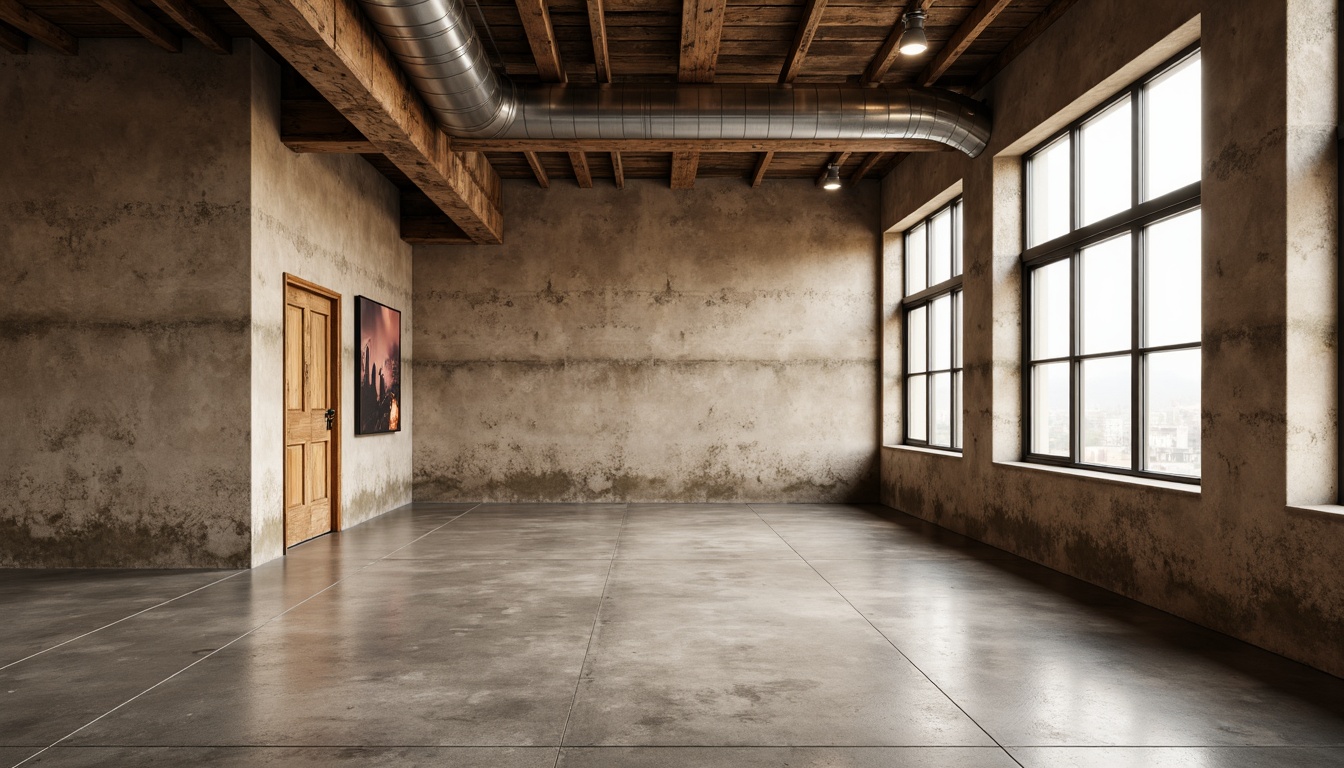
611;151;625;189
226;0;503;243
0;0;75;54
515;0;565;82
679;0;727;83
778;0;827;83
862;0;936;85
0;21;26;52
93;0;181;51
670;150;699;189
586;0;610;83
850;152;886;182
400;189;474;244
281;98;377;152
570;151;593;188
150;0;230;54
920;0;1013;86
816;151;851;184
974;0;1080;89
750;151;774;188
523;151;549;188
452;138;952;153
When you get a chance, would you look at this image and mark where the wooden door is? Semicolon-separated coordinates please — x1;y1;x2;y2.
283;277;340;548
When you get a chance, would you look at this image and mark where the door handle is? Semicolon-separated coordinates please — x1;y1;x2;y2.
324;409;336;430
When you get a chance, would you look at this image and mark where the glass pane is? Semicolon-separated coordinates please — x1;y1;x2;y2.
930;208;953;285
1146;348;1200;476
931;294;952;370
1146;209;1201;347
1031;259;1070;360
907;223;927;295
1081;234;1132;354
908;374;928;442
908;306;927;374
953;201;963;276
1080;97;1133;226
1031;362;1070;456
931;372;952;447
952;371;962;449
953;291;962;368
1029;135;1071;246
1145;52;1202;200
1081;355;1132;468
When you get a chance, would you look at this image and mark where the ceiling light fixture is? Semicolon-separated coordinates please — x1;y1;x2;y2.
822;164;842;190
898;10;928;56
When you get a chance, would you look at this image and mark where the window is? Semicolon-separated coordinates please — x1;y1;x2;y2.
905;198;963;450
1023;47;1201;481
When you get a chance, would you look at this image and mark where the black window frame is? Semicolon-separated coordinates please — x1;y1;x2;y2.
903;197;963;451
1021;45;1202;484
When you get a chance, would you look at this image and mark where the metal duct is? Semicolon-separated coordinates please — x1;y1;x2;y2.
358;0;992;158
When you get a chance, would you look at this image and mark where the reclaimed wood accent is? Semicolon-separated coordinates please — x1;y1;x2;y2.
611;151;625;189
920;0;1013;86
93;0;181;51
226;0;503;242
750;150;774;187
778;0;826;83
975;0;1080;89
679;0;727;83
670;150;699;188
570;150;593;187
0;0;74;54
453;138;952;153
523;150;550;187
0;21;25;52
850;151;886;181
150;0;231;54
281;99;376;153
400;189;474;243
515;0;566;82
585;0;610;83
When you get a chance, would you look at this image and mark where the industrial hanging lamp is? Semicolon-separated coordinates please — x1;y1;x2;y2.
898;10;928;56
822;164;842;190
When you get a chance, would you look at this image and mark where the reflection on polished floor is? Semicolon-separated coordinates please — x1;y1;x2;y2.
3;502;1344;768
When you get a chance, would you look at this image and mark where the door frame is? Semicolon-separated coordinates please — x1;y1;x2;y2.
283;273;343;546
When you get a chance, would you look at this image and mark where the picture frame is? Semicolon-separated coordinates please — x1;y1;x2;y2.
355;296;402;435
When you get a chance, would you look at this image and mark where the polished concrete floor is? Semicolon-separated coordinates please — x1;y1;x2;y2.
2;503;1344;767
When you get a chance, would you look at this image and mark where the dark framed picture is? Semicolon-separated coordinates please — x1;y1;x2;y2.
356;296;402;435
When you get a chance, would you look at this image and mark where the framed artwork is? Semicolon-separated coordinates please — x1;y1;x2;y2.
356;296;402;435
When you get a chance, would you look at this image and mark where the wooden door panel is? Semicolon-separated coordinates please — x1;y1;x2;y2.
283;279;339;550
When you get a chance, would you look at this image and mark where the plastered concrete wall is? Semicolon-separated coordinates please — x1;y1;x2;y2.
414;179;881;502
0;42;254;567
879;0;1344;676
247;47;414;566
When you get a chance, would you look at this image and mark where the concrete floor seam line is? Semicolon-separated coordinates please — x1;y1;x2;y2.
0;570;247;674
743;503;1028;768
7;502;486;768
553;503;630;765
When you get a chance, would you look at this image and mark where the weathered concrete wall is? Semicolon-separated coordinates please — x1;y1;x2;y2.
414;179;880;502
880;0;1344;676
247;47;414;566
0;42;254;567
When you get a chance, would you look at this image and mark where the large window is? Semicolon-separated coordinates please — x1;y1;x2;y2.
905;198;963;450
1023;47;1201;480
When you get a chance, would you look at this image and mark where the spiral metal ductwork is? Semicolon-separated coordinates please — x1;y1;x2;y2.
357;0;993;157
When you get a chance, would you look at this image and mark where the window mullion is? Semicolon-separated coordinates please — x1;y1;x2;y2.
1132;226;1144;473
1070;251;1080;464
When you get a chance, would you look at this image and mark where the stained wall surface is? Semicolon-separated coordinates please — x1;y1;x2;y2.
879;0;1344;676
0;42;255;567
247;48;414;566
414;179;881;503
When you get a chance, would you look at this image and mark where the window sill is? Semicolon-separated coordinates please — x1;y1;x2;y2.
1286;504;1344;522
883;444;963;458
993;460;1201;495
